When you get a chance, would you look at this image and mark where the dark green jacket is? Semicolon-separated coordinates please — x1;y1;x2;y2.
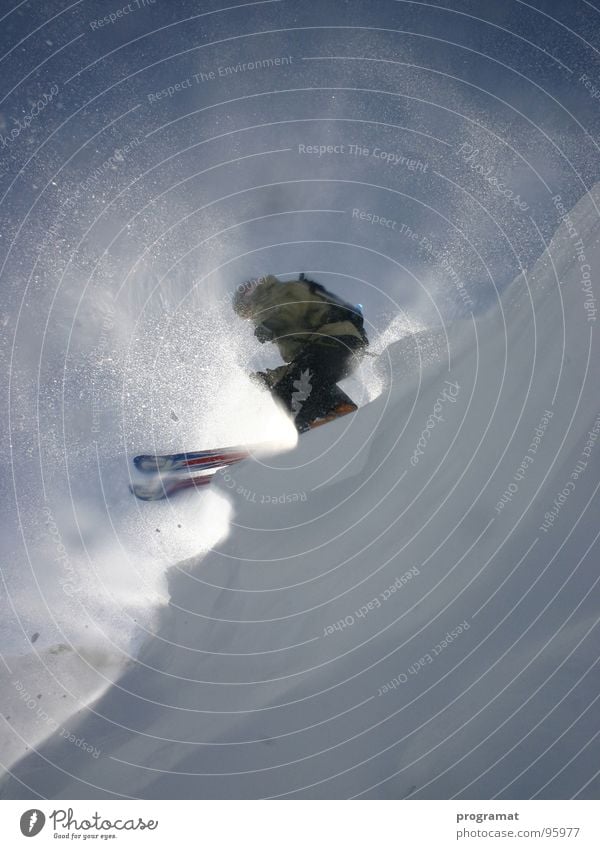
240;275;366;362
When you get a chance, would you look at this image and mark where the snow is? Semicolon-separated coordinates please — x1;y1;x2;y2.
1;184;599;799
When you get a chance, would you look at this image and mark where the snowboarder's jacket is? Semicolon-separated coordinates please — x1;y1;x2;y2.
234;274;368;362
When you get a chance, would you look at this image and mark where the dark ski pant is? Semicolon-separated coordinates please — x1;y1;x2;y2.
271;335;364;431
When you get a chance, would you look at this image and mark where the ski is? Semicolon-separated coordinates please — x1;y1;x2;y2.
130;445;262;501
133;444;259;474
130;390;358;500
130;443;266;501
129;471;215;501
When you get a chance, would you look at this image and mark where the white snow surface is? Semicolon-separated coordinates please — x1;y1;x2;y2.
1;185;600;799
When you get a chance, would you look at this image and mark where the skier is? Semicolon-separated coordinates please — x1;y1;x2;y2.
233;273;369;431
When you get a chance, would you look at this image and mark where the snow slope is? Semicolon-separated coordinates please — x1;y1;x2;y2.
1;184;600;799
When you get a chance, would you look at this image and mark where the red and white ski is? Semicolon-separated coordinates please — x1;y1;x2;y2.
130;444;261;501
130;396;358;500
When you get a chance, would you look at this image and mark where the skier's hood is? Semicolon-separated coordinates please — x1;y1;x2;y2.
232;274;279;317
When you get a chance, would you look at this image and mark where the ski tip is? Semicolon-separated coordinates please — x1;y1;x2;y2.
133;455;161;473
129;482;166;501
129;473;215;501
